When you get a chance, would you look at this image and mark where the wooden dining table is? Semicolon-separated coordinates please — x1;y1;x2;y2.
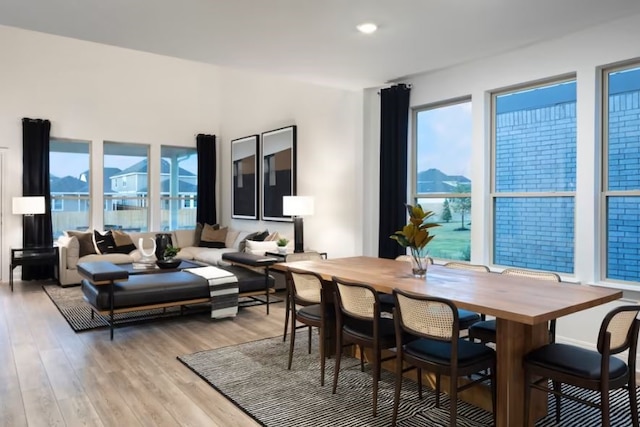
272;256;623;427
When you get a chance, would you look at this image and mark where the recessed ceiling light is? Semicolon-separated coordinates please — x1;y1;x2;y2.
357;23;378;34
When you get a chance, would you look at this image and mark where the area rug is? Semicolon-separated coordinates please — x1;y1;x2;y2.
178;332;639;427
43;284;283;332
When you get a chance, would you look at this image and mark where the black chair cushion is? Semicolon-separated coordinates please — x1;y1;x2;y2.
525;343;628;380
404;337;495;366
458;309;481;329
297;304;326;323
469;319;496;334
379;293;395;313
344;317;396;343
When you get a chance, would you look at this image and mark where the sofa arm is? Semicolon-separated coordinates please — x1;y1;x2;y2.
57;235;80;270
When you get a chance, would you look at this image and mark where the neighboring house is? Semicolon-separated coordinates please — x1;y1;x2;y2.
49;175;90;212
417;168;471;193
108;159;196;208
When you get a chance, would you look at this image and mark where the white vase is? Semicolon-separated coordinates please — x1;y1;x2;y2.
277;246;287;254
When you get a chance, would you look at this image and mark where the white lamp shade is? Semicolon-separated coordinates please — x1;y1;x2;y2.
12;196;45;215
282;196;314;216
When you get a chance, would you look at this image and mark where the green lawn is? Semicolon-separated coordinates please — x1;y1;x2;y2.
426;221;471;260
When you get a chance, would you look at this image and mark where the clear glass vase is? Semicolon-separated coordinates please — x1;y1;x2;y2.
410;248;428;278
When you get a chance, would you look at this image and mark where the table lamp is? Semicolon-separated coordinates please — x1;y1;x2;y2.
283;196;314;253
13;196;46;247
13;196;45;216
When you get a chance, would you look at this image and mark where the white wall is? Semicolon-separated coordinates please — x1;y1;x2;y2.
217;67;363;258
363;13;640;359
0;25;363;282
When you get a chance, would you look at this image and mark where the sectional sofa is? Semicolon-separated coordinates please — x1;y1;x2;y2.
57;228;291;287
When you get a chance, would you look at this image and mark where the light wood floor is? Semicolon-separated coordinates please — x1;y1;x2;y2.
0;278;288;427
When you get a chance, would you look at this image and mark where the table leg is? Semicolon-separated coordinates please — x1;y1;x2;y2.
495;319;548;427
10;264;14;292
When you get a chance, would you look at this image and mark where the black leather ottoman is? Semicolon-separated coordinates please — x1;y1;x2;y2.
78;261;276;340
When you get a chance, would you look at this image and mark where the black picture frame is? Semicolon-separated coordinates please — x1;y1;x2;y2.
231;135;259;220
261;125;296;221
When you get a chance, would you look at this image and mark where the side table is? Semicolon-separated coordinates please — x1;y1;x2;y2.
10;246;59;291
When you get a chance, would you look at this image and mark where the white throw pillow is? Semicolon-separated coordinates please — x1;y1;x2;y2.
245;240;278;255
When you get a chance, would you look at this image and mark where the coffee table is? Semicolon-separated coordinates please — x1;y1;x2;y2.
119;259;205;275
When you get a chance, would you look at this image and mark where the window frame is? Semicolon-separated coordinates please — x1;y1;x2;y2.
411;96;473;261
490;75;577;273
600;61;640;285
103;141;150;232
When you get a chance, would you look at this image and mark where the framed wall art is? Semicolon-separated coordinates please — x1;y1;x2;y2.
261;125;296;221
231;135;259;219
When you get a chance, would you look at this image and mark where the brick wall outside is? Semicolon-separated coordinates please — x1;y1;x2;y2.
494;99;576;273
494;197;574;273
607;90;640;282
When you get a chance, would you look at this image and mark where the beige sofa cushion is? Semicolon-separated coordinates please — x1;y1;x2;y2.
78;252;133;264
66;230;96;257
174;229;196;248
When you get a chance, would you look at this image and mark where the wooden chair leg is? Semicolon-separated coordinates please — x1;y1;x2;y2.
307;326;312;354
282;289;290;341
602;387;611;427
391;349;403;426
372;347;380;417
332;328;343;394
287;309;297;370
553;380;562;422
450;375;458;427
630;375;639;427
524;369;532;427
359;345;365;372
319;321;326;386
435;373;441;407
417;367;423;400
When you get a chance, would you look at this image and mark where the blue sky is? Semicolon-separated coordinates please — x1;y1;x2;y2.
416;101;472;179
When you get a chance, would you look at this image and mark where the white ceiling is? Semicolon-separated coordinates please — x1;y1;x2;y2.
2;0;640;90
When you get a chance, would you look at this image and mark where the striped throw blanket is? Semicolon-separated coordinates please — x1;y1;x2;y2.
185;266;238;318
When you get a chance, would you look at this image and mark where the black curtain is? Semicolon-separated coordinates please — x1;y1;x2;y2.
196;134;217;225
22;118;54;280
378;84;411;259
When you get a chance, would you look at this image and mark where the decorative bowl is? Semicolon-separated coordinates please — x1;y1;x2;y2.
156;259;181;269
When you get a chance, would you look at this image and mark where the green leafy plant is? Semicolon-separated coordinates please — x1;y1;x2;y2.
390;204;440;251
163;245;180;259
277;238;289;247
390;204;440;275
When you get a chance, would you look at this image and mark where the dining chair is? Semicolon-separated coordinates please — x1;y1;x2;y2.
282;251;324;342
332;276;397;416
391;288;496;427
286;267;332;385
524;305;640;427
468;267;561;344
443;262;491;331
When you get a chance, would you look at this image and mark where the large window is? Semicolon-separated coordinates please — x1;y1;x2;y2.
49;139;91;238
414;99;472;260
103;142;149;232
160;146;197;230
492;79;576;273
604;64;640;283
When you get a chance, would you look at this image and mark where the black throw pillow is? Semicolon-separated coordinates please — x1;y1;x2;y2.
93;230;116;254
253;230;269;241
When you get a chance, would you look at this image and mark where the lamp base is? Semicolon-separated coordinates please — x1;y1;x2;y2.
293;216;304;253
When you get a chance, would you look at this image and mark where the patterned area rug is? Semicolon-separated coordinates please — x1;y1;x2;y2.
43;284;283;332
178;332;639;427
